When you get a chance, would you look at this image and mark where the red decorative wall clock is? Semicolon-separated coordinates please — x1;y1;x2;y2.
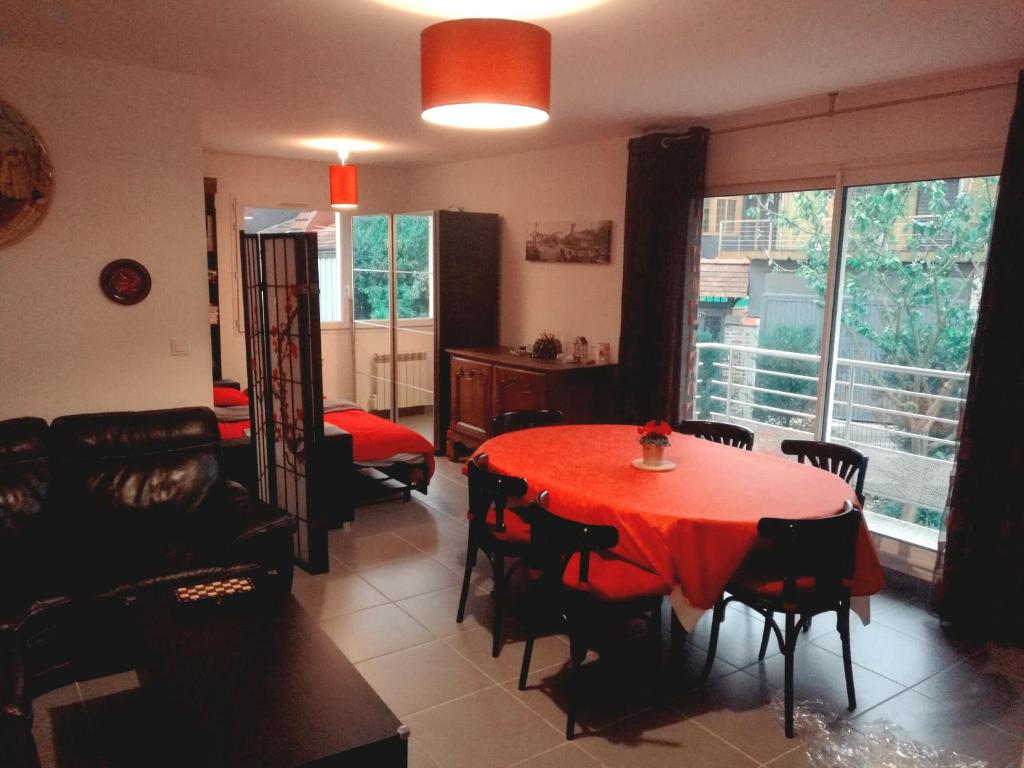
100;259;151;305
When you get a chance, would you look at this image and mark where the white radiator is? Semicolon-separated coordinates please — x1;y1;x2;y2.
371;352;432;410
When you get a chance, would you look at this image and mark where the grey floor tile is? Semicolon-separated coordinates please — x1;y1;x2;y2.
913;652;1024;736
356;641;493;717
291;563;390;620
404;687;563;768
321;602;434;662
445;625;568;685
328;530;423;571
672;670;806;764
853;688;1024;768
510;743;600;767
686;602;784;669
576;707;760;767
396;583;496;638
359;556;462;601
392;510;469;554
811;618;963;687
744;640;905;717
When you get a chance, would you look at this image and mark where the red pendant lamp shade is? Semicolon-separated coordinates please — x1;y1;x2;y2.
330;164;358;209
421;19;551;129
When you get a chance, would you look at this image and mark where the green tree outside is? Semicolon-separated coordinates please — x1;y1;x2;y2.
352;214;432;320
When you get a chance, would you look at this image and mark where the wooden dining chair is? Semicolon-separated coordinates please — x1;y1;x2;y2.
677;419;754;450
460;453;531;657
491;409;563;436
780;439;868;503
698;502;862;738
517;492;668;740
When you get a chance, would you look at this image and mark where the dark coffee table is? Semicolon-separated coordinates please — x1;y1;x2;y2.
90;588;407;767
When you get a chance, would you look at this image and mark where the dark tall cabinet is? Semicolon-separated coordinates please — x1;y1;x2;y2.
433;211;501;454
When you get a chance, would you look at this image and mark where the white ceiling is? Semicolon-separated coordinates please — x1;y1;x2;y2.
4;0;1023;167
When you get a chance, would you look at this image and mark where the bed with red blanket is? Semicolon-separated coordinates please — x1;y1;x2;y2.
214;387;435;500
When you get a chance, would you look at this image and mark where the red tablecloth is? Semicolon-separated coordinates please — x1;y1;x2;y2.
475;424;884;613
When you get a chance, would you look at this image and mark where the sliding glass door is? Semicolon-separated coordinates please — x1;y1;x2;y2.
351;212;435;442
696;189;834;454
826;177;997;532
697;175;998;540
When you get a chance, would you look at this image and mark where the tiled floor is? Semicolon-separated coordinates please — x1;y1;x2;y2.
32;457;1024;767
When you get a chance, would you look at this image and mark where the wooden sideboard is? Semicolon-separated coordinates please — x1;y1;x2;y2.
446;346;616;458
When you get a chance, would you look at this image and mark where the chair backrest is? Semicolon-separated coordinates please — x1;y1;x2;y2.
756;502;862;605
517;491;618;586
466;453;529;534
779;439;867;501
490;410;563;436
677;419;754;450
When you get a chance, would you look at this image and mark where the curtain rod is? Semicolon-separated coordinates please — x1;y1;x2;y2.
655;80;1016;146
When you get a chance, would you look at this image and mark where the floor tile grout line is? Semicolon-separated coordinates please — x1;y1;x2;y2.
399;681;502;721
762;743;806;766
689;716;768;766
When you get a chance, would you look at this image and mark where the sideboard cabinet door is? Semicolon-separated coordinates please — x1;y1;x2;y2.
493;366;546;416
450;357;492;444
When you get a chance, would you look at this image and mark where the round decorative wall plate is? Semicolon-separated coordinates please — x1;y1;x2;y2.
100;259;152;305
0;98;55;249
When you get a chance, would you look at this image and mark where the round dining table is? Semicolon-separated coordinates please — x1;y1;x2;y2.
474;424;885;630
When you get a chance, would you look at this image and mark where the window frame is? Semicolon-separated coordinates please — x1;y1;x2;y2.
698;166;1000;573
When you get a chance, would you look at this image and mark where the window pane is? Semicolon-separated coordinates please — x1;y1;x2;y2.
353;269;391;321
395;214;430;272
396;271;430;319
695;190;834;454
352;215;390;271
829;176;998;531
243;207;341;322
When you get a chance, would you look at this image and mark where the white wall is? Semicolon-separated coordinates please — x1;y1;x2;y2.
202;151;415;400
0;49;208;421
405;138;629;358
400;63;1018;363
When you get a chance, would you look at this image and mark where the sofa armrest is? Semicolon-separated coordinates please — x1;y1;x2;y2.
224;482;296;546
207;481;295;591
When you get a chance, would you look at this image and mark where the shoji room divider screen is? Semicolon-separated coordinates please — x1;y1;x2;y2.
240;232;329;573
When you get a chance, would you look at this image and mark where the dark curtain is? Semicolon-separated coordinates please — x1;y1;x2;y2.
931;71;1024;643
615;128;709;424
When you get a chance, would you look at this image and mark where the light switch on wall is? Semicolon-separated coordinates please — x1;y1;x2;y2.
170;338;190;356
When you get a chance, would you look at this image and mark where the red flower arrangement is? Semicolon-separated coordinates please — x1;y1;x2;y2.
638;420;672;447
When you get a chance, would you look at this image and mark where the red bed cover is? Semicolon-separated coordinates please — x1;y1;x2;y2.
218;409;435;479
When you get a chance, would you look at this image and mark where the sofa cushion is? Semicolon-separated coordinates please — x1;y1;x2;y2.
48;408;225;593
0;418;55;611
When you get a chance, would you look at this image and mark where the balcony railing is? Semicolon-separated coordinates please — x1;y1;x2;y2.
694;341;968;533
700;214;975;259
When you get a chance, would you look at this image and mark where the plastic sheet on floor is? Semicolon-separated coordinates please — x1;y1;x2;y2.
775;698;988;768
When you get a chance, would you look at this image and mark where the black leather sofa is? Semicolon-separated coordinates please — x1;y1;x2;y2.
0;407;295;766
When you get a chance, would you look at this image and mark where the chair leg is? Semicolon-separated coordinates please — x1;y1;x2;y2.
518;632;535;690
491;554;505;658
784;612;796;739
839;606;857;711
758;610;774;660
698;598;726;684
566;625;586;741
802;615;812;634
650;598;663;699
455;537;477;623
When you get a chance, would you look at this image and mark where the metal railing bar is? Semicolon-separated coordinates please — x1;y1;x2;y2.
711;362;819;383
828;434;956;467
708;397;814;420
832;401;960;425
833;379;966;405
708;379;818;402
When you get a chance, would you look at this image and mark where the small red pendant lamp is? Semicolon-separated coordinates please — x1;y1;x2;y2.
330;151;358;209
421;18;551;129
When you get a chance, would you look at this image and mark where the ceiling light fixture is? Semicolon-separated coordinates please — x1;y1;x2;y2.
421;18;551;129
329;149;358;210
